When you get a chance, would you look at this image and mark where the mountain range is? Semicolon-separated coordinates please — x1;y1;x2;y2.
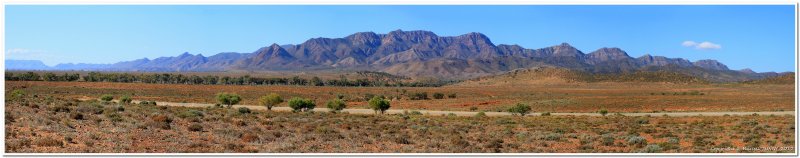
5;30;790;82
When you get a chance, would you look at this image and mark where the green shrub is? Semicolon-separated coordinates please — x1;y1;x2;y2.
627;136;647;147
368;96;391;114
288;97;316;112
640;144;662;153
100;94;114;102
475;111;487;117
410;92;428;100
188;123;203;132
447;93;457;98
326;98;347;113
433;93;445;99
215;92;242;108
33;137;63;147
177;110;204;119
599;109;609;116
507;103;532;116
601;134;615;146
545;133;562;141
120;95;133;104
238;107;251;114
541;112;551;116
139;101;157;106
469;106;478;111
258;93;283;111
10;90;24;99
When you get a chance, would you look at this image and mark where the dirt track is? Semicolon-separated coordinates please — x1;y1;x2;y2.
143;100;795;117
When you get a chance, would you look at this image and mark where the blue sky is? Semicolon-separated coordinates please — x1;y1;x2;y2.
5;5;796;72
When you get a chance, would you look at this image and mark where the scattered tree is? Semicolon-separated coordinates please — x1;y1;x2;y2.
258;93;283;111
215;92;242;108
288;97;316;112
368;96;391;114
507;103;532;116
326;98;347;113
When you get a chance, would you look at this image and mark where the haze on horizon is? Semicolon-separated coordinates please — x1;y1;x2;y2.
4;5;796;72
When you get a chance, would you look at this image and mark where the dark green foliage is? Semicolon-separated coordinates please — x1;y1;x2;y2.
447;93;457;98
599;109;609;116
288;97;316;112
433;93;445;99
368;96;391;114
237;107;251;114
215;92;241;108
326;99;347;113
258;93;283;111
409;92;429;100
18;71;448;87
99;95;114;102
120;95;133;104
507;103;532;116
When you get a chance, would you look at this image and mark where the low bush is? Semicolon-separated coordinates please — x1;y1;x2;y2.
33;137;63;147
627;136;647;147
99;95;114;102
640;144;662;153
433;93;445;99
237;107;251;114
326;98;347;113
447;93;457;98
188;123;203;132
507;103;532;116
288;97;316;112
120;95;132;104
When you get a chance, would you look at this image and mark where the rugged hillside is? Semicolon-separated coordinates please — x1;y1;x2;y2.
9;30;786;82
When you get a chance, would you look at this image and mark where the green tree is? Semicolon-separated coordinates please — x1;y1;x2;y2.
288;97;315;112
215;92;242;108
368;96;391;114
507;103;532;116
326;98;347;113
100;94;114;102
258;93;284;111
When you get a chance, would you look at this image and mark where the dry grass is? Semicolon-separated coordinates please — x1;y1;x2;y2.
4;92;795;153
8;81;794;112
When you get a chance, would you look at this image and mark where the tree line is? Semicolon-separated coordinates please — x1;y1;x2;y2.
5;71;453;87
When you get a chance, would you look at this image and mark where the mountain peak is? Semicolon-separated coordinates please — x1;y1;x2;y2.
739;68;756;74
692;59;729;71
586;47;631;64
558;42;573;47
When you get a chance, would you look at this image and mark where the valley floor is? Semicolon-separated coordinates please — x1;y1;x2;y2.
7;81;794;113
4;94;795;153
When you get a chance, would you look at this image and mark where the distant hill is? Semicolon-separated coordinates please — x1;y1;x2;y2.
6;60;51;70
460;67;707;86
742;73;795;84
5;30;788;82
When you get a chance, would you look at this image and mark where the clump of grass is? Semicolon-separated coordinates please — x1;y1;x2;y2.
33;137;63;147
